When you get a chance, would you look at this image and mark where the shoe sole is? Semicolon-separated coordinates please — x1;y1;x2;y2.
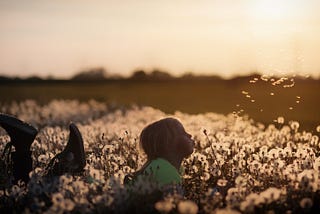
0;113;38;137
69;123;86;168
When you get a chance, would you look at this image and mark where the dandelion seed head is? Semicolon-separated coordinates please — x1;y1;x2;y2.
177;200;198;214
52;192;64;204
289;121;300;130
217;179;228;187
300;198;313;209
155;200;173;213
277;117;285;124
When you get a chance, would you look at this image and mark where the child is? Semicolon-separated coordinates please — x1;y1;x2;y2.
0;113;86;185
125;117;195;187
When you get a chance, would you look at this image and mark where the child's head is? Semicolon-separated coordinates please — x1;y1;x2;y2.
139;117;194;161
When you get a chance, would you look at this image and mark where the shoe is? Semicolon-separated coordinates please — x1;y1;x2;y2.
46;123;86;176
0;113;37;184
0;113;38;153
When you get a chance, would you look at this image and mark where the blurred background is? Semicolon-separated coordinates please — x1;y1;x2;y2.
0;0;319;131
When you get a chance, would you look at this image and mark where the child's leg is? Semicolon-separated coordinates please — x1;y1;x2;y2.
46;123;86;176
0;113;38;184
11;151;33;183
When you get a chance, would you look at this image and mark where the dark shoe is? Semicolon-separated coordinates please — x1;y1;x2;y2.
46;123;86;176
0;113;37;184
0;113;38;153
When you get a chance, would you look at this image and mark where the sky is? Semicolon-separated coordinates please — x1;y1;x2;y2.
0;0;320;78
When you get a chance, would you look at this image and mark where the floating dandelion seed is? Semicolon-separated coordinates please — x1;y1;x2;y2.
251;100;255;103
246;95;251;98
316;125;320;132
296;96;301;99
270;92;274;96
260;109;263;112
236;104;240;107
296;100;300;104
289;107;293;110
242;91;249;95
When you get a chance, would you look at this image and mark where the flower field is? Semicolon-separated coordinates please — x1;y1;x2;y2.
0;99;320;213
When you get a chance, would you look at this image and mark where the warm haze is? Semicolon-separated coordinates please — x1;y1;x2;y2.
0;0;319;78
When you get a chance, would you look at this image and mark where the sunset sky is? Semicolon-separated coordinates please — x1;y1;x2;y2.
0;0;320;78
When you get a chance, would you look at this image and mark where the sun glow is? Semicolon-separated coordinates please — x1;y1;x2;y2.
249;0;301;22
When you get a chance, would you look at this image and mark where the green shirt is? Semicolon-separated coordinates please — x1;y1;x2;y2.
142;158;182;186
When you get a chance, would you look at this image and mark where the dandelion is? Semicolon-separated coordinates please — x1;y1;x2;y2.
217;179;228;187
235;176;246;187
260;187;281;203
37;154;48;163
277;117;285;124
299;198;313;209
289;121;300;131
52;192;64;204
240;200;255;213
10;185;21;197
177;200;198;214
215;208;241;214
89;168;102;181
61;199;75;211
201;172;211;181
155;200;173;213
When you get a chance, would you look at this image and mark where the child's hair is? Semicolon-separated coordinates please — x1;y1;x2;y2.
140;117;180;160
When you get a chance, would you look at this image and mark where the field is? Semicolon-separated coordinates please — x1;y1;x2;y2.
0;75;320;213
0;99;320;213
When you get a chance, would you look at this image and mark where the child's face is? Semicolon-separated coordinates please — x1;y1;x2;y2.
173;122;194;158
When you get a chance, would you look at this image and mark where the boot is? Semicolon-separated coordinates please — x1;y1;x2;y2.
0;113;37;153
0;113;37;184
46;123;86;176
